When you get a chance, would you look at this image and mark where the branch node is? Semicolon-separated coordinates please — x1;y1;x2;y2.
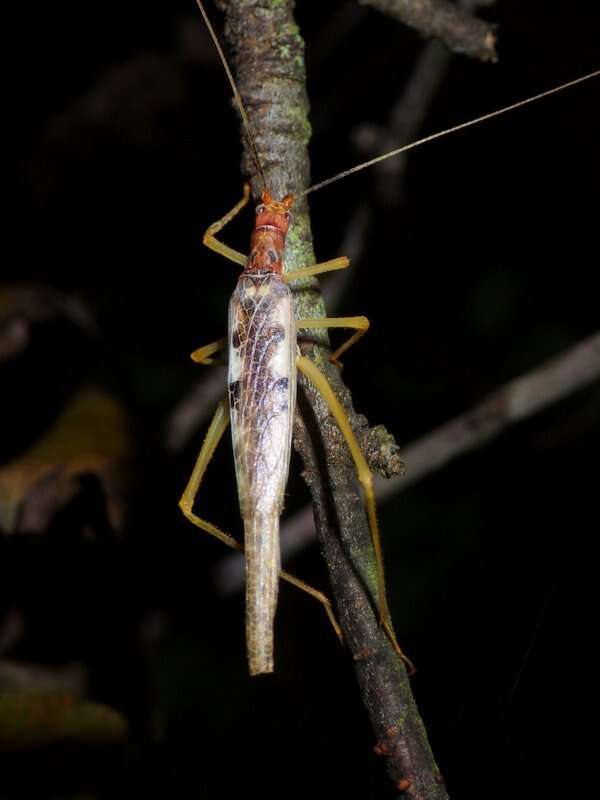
363;424;406;478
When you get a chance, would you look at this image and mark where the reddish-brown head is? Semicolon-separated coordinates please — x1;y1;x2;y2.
246;191;294;274
255;191;294;235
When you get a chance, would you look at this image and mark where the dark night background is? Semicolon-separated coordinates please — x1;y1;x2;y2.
1;1;599;798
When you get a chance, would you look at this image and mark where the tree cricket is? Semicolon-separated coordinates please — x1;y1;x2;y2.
179;0;598;676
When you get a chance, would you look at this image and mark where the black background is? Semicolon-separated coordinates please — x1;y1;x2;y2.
2;1;599;798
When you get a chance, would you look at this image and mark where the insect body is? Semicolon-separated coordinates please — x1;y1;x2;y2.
227;194;296;674
179;180;394;675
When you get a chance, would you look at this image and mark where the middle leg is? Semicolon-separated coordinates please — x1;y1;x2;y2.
190;336;227;365
284;256;350;284
296;316;370;368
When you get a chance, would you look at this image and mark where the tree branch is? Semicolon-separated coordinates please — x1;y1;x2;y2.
359;0;497;62
215;1;446;796
380;329;600;497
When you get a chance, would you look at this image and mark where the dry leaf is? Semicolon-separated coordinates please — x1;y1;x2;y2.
0;387;131;534
0;691;128;751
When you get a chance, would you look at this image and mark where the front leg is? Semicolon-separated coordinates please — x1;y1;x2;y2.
202;183;250;266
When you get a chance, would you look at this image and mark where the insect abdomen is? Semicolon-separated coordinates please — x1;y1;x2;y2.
227;273;296;675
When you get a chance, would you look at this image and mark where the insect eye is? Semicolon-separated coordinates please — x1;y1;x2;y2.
267;249;277;263
284;212;291;221
256;204;266;215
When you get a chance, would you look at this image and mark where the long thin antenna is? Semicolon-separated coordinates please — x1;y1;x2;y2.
195;0;267;192
300;70;599;197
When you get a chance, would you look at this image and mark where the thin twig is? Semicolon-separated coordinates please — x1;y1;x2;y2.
380;330;600;496
355;29;454;206
324;0;494;309
360;0;497;62
216;330;600;592
366;0;494;207
216;1;447;796
165;365;226;452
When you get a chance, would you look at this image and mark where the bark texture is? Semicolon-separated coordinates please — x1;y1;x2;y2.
360;0;497;61
215;1;448;796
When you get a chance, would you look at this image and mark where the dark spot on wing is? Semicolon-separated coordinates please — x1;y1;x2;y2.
228;380;241;409
274;376;289;412
267;323;285;345
240;294;256;315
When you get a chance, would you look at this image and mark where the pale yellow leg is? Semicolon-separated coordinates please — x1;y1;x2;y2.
178;398;343;644
190;336;227;365
296;355;415;674
296;316;370;368
202;183;250;267
284;256;350;284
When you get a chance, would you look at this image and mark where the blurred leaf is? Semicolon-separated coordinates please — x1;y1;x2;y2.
0;660;86;695
0;388;131;534
0;284;94;365
0;691;128;751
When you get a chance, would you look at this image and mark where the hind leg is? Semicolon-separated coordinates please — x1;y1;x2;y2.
296;355;415;674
